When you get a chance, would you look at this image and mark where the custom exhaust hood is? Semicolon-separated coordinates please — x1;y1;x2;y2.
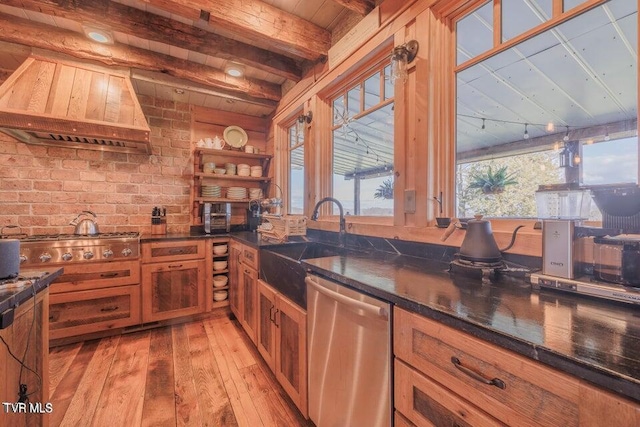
0;55;151;154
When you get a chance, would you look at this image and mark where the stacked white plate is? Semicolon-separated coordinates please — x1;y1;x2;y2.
225;162;237;175
249;188;262;199
203;162;216;173
237;164;251;177
250;165;263;177
227;187;247;200
202;184;221;198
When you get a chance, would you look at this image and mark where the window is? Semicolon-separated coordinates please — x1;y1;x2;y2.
288;120;305;214
331;63;394;216
455;0;638;219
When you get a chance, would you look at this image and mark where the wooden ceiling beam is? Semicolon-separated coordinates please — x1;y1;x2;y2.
331;0;375;16
2;0;302;82
0;13;281;104
140;0;331;60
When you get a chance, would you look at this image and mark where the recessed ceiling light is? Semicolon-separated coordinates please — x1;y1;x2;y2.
83;26;114;44
225;63;245;78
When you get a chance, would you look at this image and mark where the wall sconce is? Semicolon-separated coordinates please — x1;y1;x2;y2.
296;111;312;140
390;40;419;84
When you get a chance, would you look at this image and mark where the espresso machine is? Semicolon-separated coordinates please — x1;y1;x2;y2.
246;198;282;231
531;184;640;305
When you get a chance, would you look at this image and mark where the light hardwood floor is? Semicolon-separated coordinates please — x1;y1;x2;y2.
48;311;311;427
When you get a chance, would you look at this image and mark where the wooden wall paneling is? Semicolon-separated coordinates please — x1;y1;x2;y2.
28;59;56;114
67;67;92;120
47;63;75;116
86;71;108;122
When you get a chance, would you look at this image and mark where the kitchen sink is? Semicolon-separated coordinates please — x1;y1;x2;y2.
259;242;368;308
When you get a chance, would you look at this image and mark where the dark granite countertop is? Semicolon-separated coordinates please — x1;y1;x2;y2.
301;253;640;403
0;268;63;315
140;231;307;246
140;232;231;243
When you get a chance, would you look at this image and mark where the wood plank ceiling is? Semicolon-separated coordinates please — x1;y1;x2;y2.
0;0;376;117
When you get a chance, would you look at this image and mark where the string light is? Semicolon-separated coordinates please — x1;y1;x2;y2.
604;127;610;141
563;126;570;142
523;123;529;139
546;121;555;132
459;114;574;137
481;118;486;130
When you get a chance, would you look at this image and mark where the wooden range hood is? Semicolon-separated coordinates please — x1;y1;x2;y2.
0;55;151;154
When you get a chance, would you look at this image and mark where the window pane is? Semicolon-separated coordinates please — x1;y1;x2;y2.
502;0;553;42
384;65;394;100
333;103;394;216
347;85;360;116
333;96;345;126
289;144;305;214
582;137;638;185
364;72;381;110
456;1;493;65
456;151;564;218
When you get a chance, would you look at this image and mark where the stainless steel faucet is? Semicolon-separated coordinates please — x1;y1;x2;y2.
311;197;346;247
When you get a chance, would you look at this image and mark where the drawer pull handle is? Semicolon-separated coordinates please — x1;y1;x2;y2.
100;306;119;312
269;305;275;322
168;264;183;269
100;272;119;278
273;309;280;328
451;356;506;390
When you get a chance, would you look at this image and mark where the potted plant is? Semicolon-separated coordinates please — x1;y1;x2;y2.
468;165;517;194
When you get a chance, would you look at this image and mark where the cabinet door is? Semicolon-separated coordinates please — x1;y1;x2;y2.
275;293;308;418
395;359;502;427
51;260;140;293
229;243;242;319
240;264;258;343
142;259;206;322
142;240;205;263
49;285;141;340
257;280;277;371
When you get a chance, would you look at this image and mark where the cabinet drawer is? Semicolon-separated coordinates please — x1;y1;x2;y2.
240;244;258;270
49;285;141;340
394;307;579;427
395;359;502;427
142;240;205;263
51;260;140;293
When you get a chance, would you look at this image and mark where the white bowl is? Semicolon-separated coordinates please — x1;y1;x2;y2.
213;244;228;255
213;168;226;175
213;275;228;288
213;260;228;271
213;290;228;301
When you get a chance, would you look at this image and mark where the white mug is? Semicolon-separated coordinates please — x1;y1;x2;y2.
204;137;213;148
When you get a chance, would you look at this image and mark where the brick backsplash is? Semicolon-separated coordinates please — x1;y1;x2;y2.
0;95;195;236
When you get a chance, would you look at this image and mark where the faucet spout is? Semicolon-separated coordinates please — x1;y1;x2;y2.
311;197;347;247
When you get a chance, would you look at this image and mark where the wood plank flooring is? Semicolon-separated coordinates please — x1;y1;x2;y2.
49;312;312;427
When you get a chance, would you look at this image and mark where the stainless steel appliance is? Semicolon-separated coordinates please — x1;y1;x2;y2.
203;202;231;234
1;231;140;268
542;219;577;279
0;239;20;279
593;235;640;286
305;274;391;427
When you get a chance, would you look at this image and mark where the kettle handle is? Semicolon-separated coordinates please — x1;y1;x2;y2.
440;218;461;242
499;225;526;252
82;210;97;218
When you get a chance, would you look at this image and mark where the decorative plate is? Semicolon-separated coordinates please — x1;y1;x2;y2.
223;126;248;148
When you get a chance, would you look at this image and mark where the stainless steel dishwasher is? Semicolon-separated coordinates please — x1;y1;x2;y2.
305;273;391;427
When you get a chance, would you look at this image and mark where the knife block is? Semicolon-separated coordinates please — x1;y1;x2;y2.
151;222;167;235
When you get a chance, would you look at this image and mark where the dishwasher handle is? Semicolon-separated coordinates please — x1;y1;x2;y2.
305;276;388;320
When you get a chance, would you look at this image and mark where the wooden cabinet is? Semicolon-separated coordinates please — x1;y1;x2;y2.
229;240;242;318
49;260;141;343
394;307;640;427
257;279;308;418
141;239;206;323
1;289;49;427
230;239;259;343
50;285;141;340
191;148;272;225
240;261;258;343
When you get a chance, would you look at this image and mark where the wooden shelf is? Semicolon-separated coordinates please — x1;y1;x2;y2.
211;300;230;309
195;148;272;160
212;269;229;274
196;172;271;182
196;197;253;203
213;253;229;258
213;285;230;291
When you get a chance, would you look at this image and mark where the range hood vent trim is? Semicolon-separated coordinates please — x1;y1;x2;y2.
0;55;151;154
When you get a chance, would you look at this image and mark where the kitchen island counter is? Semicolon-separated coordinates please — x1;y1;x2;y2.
302;253;640;403
0;268;63;316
